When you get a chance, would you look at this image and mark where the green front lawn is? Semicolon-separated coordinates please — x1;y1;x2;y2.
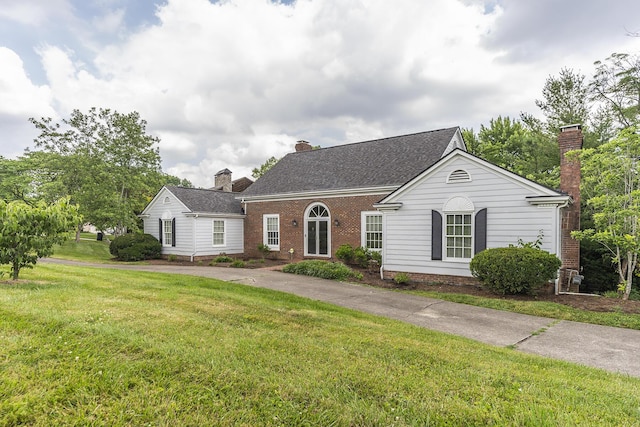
51;235;113;263
1;264;639;426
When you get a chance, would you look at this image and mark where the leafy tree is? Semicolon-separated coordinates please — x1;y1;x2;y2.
536;68;590;135
29;108;163;236
0;197;81;279
591;53;640;128
570;127;640;300
251;156;279;179
461;128;480;155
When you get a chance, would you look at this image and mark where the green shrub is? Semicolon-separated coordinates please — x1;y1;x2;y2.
470;247;561;295
109;233;161;261
335;244;355;264
167;254;178;262
211;255;234;264
230;259;246;268
369;250;382;264
257;243;271;259
393;272;410;285
282;260;363;281
353;246;369;268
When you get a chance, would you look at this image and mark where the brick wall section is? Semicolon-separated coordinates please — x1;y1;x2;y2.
384;270;480;286
243;194;384;260
558;125;583;277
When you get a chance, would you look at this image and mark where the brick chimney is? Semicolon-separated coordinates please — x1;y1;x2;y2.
215;168;232;192
295;140;312;152
558;124;583;285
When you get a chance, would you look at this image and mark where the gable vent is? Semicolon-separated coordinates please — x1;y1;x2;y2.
447;169;471;183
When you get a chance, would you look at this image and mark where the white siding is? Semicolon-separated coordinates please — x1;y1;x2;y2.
142;187;244;258
192;217;244;256
383;156;561;278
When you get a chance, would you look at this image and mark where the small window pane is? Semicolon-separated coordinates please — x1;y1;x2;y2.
213;220;224;246
444;213;472;259
364;214;383;250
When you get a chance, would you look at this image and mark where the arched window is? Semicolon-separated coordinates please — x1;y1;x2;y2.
305;203;330;256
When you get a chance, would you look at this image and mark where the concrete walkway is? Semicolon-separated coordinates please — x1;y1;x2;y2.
42;259;640;378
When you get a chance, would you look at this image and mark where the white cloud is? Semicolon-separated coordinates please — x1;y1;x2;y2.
2;0;640;186
0;0;73;26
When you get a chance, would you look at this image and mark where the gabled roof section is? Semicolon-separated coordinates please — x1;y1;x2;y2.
241;127;462;198
165;186;244;214
376;149;566;206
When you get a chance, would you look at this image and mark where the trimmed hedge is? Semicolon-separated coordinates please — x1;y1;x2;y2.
109;233;161;261
469;247;561;295
282;260;363;281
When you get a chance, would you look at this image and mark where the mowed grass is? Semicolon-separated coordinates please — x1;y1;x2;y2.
1;264;640;426
413;291;640;330
51;235;113;263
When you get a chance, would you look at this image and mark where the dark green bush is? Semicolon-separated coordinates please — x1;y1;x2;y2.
109;233;161;261
353;246;369;268
335;244;355;264
282;260;363;281
230;259;246;268
470;247;561;295
211;255;234;264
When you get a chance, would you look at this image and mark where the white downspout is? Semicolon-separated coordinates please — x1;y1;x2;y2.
191;214;198;262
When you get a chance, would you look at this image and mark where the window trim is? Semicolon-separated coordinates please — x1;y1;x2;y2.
162;218;173;248
361;211;383;251
444;212;473;261
212;219;226;247
263;214;280;251
304;203;331;257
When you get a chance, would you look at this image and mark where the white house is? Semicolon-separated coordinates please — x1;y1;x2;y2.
374;149;571;283
140;185;245;261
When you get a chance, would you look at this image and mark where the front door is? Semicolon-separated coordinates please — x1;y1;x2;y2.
305;204;330;256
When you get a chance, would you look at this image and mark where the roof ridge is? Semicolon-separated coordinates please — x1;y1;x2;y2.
291;127;458;153
168;185;231;194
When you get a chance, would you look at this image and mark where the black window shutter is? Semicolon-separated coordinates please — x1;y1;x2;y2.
158;218;163;244
474;208;487;254
171;218;176;247
432;210;442;260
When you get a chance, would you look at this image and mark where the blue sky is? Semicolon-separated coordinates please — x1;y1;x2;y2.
1;0;639;187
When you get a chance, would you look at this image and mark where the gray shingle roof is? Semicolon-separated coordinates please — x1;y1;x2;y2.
241;127;459;197
166;186;243;214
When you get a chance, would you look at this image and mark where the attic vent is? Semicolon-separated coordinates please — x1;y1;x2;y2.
163;196;170;204
447;169;471;183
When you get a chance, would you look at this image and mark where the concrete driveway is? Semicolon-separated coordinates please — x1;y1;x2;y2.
42;259;640;378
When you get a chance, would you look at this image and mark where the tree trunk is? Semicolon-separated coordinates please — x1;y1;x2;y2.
12;260;19;280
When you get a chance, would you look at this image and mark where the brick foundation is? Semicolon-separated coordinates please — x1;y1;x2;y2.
383;270;480;286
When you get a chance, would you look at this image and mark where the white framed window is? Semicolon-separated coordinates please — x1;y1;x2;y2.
304;203;330;256
361;212;382;251
445;213;472;259
212;219;225;246
263;214;280;250
162;219;173;247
